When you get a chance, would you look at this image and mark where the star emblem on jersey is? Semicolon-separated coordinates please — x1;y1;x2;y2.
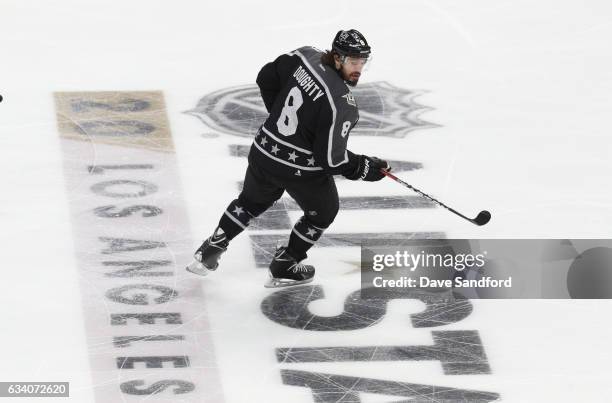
342;92;357;107
306;228;317;237
306;157;315;166
287;151;298;162
260;136;268;146
232;206;244;216
270;144;279;154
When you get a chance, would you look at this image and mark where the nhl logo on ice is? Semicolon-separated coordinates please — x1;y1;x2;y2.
185;82;438;138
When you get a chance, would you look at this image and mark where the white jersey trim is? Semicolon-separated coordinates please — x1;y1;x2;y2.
253;139;323;171
290;49;349;168
261;126;312;155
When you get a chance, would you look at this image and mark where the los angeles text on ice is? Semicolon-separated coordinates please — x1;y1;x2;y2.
56;91;219;400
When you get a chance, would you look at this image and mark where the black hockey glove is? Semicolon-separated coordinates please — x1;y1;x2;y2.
344;155;390;182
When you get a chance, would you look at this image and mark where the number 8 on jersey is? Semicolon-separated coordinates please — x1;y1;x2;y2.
276;86;304;136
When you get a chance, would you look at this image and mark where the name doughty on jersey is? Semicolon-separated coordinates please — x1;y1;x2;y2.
293;65;325;101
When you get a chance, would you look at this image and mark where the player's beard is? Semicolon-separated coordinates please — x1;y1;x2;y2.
346;71;361;86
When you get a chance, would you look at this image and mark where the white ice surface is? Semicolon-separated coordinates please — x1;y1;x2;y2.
1;1;612;402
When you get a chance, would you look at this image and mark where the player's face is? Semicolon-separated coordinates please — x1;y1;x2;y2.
336;55;369;85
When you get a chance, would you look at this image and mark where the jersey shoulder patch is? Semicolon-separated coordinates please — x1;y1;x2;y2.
341;91;357;107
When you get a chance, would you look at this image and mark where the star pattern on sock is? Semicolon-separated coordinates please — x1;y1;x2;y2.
232;206;244;216
288;151;298;162
260;136;268;146
306;157;316;166
270;144;279;154
306;228;317;237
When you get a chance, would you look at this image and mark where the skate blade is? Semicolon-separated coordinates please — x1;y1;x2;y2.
264;277;313;288
186;260;210;276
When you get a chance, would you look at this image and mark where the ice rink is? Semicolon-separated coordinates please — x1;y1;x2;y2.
1;1;612;402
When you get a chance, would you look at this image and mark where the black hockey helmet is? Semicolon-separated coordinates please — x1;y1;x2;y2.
332;29;371;58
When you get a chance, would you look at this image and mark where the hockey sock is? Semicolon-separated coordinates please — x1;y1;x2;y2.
217;199;255;240
287;216;325;261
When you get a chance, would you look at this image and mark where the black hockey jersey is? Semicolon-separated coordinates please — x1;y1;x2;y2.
250;46;360;178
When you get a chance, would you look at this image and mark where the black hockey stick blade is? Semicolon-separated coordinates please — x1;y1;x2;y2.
472;210;491;226
382;170;492;226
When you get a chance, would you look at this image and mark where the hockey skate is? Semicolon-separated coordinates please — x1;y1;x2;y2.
264;247;315;288
186;230;229;276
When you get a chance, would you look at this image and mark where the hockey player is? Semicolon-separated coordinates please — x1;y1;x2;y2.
187;29;390;287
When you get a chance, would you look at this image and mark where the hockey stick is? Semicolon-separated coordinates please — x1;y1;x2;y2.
381;170;491;226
